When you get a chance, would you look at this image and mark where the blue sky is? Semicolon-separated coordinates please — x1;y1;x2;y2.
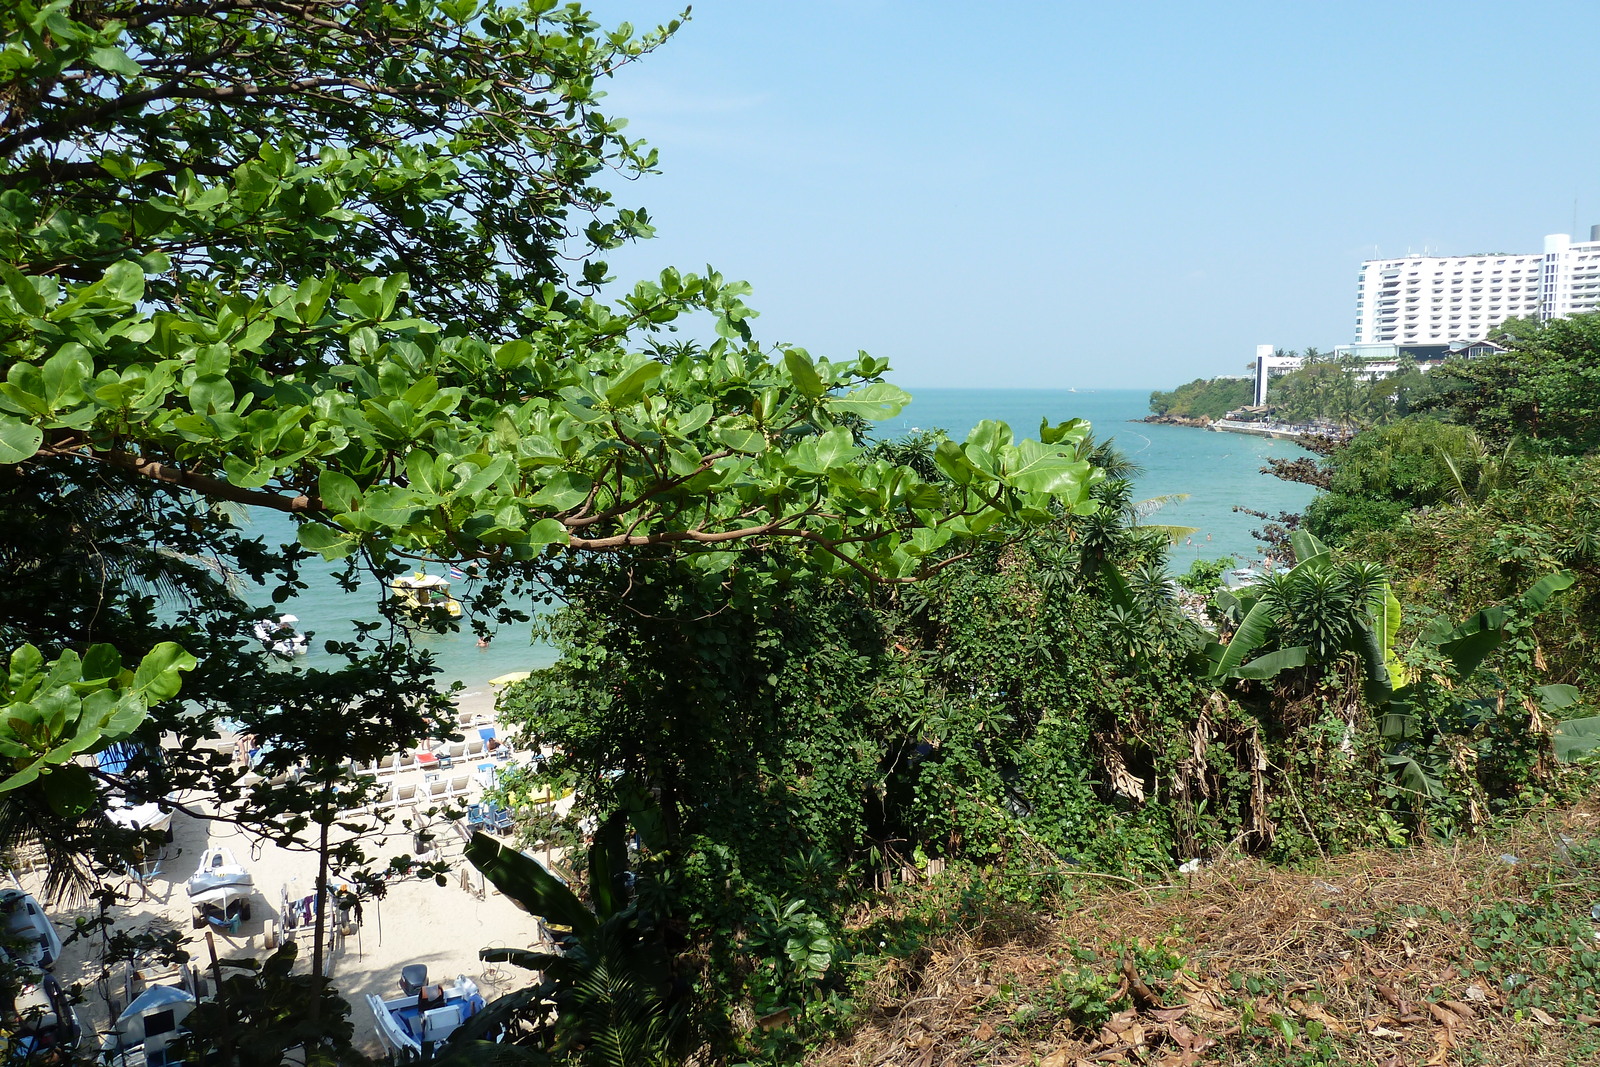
585;1;1600;388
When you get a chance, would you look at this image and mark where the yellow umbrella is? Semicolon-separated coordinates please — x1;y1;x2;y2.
487;671;532;686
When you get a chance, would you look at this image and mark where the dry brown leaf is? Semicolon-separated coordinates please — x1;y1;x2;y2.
1104;1010;1140;1034
1367;1024;1404;1039
1424;1023;1455;1067
1375;983;1405;1011
1167;1021;1215;1053
1288;999;1350;1034
1426;1002;1461;1028
1577;1013;1600;1025
972;1020;995;1041
1463;984;1491;1003
1439;999;1477;1020
1529;1006;1559;1026
1039;1051;1073;1067
1149;1006;1190;1024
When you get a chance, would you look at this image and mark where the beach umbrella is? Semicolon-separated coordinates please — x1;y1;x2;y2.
487;671;531;686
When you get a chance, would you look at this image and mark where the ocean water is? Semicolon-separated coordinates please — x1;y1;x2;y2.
242;388;1313;687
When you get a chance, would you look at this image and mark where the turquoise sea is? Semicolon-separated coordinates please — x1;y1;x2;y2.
244;388;1313;689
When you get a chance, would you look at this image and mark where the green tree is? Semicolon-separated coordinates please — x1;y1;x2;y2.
1147;377;1252;420
1419;313;1600;454
0;1;1105;1056
1302;416;1488;542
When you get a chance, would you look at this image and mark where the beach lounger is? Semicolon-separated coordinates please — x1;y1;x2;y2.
464;738;485;758
447;775;470;798
425;779;449;804
374;754;398;776
395;752;417;773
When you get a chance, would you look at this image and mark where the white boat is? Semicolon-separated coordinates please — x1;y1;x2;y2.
10;972;85;1059
185;846;253;902
100;983;197;1067
367;974;484;1055
252;614;308;657
0;887;62;970
107;797;174;835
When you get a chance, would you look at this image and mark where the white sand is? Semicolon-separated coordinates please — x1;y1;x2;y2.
26;688;554;1057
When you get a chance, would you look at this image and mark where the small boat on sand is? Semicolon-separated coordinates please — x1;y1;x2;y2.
185;846;253;901
0;887;62;970
368;972;484;1054
100;982;197;1067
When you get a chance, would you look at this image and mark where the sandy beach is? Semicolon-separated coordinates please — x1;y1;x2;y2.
20;683;563;1057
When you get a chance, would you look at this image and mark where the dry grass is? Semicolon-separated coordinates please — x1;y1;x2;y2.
810;804;1600;1067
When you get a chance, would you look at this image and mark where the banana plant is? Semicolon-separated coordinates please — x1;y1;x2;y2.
1205;530;1392;682
450;798;687;1067
1205;531;1578;799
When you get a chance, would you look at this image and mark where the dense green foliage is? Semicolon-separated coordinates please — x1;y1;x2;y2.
0;2;1103;1060
1301;416;1487;542
1419;314;1600;454
1148;376;1252;420
1266;353;1428;428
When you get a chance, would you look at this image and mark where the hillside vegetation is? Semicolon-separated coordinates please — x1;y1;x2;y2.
810;808;1600;1067
1149;378;1253;420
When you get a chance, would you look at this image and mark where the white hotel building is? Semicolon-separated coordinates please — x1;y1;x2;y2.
1352;229;1600;346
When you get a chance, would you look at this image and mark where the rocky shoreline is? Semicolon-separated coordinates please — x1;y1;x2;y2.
1139;414;1213;428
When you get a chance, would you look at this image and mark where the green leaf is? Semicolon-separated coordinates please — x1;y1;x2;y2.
1209;598;1279;679
464;831;596;935
40;764;97;816
530;471;592;510
0;416;43;463
88;45;143;77
712;416;765;454
128;642;197;704
297;522;356;558
604;359;663;407
1537;684;1581;711
783;349;825;398
318;469;361;512
1002;440;1092;496
1231;645;1310;680
1553;716;1600;762
829;382;910;420
1437;570;1575;677
1289;529;1329;564
99;261;145;304
527;518;569;546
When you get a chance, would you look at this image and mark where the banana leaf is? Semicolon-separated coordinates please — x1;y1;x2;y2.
1435;570;1574;678
465;832;597;937
1553;716;1600;763
1208;598;1278;679
1230;646;1310;681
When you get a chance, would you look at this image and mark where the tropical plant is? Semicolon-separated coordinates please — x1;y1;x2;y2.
458;804;691;1066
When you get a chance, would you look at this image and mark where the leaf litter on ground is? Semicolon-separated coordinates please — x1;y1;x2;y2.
809;802;1600;1066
